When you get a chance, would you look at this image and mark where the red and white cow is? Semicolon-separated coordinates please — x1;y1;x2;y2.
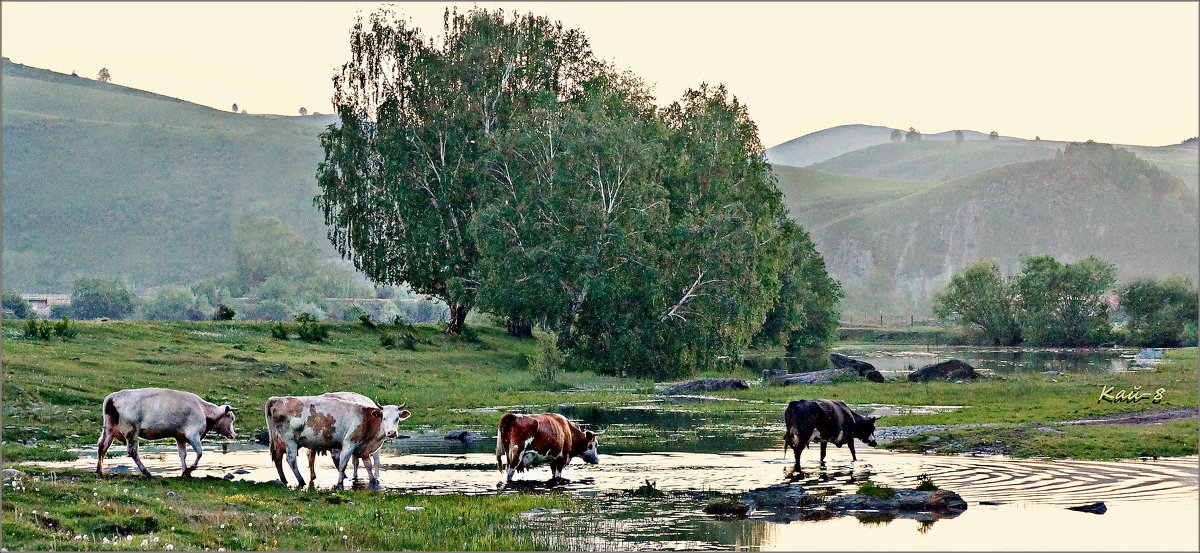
495;412;599;483
305;392;408;482
264;395;404;489
96;388;236;477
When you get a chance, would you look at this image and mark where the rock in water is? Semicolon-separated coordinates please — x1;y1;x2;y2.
1067;502;1107;514
742;482;819;509
908;360;979;382
444;430;484;442
660;378;749;395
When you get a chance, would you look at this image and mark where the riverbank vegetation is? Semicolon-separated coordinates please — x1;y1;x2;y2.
1;465;574;551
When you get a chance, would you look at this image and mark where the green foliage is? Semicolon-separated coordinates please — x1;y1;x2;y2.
1015;254;1116;346
295;312;328;342
1119;275;1199;347
269;322;289;340
754;221;843;357
2;290;32;319
357;311;376;328
70;277;136;320
139;285;209;321
213;303;236;320
932;260;1021;345
915;473;939;491
25;318;51;340
631;479;666;498
529;334;563;384
856;480;896;499
934;254;1117;346
52;316;78;340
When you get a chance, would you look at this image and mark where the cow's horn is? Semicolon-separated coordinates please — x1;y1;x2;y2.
397;402;407;409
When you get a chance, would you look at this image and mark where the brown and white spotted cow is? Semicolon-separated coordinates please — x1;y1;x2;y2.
304;392;409;483
96;388;236;477
784;398;878;469
495;412;599;483
264;395;394;489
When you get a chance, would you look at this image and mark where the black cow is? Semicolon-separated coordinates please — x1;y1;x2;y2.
784;399;878;469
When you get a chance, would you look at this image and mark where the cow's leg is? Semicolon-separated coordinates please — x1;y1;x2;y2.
352;455;360;480
361;455;379;490
848;440;858;462
333;448;354;490
285;441;306;487
125;429;150;477
184;434;204;474
96;428;115;477
270;438;289;485
506;444;522;483
791;427;813;471
373;449;382;481
819;441;829;464
176;438;190;476
307;449;317;483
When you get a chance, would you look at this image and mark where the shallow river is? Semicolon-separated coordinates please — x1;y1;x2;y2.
49;440;1200;551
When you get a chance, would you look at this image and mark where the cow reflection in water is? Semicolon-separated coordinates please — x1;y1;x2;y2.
496;412;600;484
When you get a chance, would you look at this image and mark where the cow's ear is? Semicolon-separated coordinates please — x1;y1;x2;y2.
224;405;234;414
585;430;596;441
398;410;411;420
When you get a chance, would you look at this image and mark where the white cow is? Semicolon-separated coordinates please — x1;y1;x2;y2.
96;388;236;477
306;392;408;482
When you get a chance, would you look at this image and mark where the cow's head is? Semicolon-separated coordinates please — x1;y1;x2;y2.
380;402;412;439
579;430;600;464
856;416;878;447
213;405;237;439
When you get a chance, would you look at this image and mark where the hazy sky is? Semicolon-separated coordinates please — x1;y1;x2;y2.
2;2;1197;148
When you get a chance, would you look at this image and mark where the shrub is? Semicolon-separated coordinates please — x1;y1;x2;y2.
915;474;938;491
49;303;71;320
296;313;328;342
380;332;397;349
70;278;136;320
52;317;77;340
270;322;289;340
358;312;376;329
703;497;749;518
857;480;896;499
214;304;236;320
2;290;32;319
25;318;51;340
529;334;563;384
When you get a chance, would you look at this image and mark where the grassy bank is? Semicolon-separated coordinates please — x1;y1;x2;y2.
3;319;1195;461
1;319;641;448
1;466;575;551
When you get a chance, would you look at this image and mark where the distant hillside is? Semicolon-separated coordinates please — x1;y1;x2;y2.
764;124;898;168
771;165;937;231
2;58;334;292
815;142;1200;314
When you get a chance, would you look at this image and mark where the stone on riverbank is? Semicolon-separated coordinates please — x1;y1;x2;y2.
741;482;820;509
830;353;886;383
908;360;979;382
660;378;748;395
828;489;967;515
444;430;484;442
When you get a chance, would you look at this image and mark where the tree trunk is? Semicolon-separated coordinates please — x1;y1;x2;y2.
444;303;470;335
506;318;533;338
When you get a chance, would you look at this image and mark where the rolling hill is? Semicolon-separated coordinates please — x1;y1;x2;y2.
814;141;1200;313
771;164;938;231
2;58;335;292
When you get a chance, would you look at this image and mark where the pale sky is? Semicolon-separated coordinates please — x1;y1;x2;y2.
2;2;1197;148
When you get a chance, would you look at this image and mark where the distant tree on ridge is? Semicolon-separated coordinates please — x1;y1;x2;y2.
97;67;111;83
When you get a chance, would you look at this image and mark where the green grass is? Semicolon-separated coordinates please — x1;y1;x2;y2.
771;164;937;231
882;420;1199;460
0;319;639;447
1;466;575;551
856;480;896;499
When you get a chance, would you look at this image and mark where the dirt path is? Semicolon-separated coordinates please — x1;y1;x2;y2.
1059;406;1199;426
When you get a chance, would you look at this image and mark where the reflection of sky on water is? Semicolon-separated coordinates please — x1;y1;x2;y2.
44;445;1199;551
745;345;1150;377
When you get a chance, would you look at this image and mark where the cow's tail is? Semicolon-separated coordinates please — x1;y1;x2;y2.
497;413;518;471
102;395;119;427
264;398;282;461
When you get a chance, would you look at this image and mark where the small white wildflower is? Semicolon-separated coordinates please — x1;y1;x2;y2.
94;492;99;497
103;538;111;544
219;524;224;529
248;522;252;527
170;527;175;531
153;537;160;543
218;549;225;552
124;488;129;494
135;509;140;513
165;544;174;550
339;527;344;532
141;539;148;547
127;536;134;542
342;535;348;540
35;488;39;491
74;535;82;541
